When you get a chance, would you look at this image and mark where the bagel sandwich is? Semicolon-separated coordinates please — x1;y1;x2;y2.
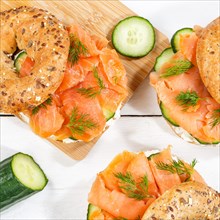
0;6;128;143
87;146;219;219
150;17;220;145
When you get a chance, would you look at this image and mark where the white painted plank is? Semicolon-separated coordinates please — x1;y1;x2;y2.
121;77;161;115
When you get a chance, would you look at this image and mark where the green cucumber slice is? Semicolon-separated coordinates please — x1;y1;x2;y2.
171;28;194;53
195;138;220;145
14;51;27;72
0;152;48;211
154;47;174;72
103;108;115;121
87;203;102;220
160;102;179;127
112;16;155;58
147;153;160;160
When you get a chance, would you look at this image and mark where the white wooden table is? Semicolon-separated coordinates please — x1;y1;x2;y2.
1;1;219;219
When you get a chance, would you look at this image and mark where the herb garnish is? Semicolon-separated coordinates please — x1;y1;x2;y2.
77;67;105;98
114;172;151;200
93;67;105;90
176;90;200;111
210;109;220;128
156;158;197;181
68;34;88;65
77;87;100;98
67;107;97;135
160;60;192;78
32;97;52;115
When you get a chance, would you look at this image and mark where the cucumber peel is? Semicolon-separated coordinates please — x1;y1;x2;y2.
112;16;155;58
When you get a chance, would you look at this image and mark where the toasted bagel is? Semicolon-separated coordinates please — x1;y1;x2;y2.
196;17;220;104
0;6;69;113
142;181;220;220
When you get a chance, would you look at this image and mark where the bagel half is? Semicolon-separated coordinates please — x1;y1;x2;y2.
196;17;220;104
150;17;220;145
0;6;69;113
87;148;219;219
142;181;220;220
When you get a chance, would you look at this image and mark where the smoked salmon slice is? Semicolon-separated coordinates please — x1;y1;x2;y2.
149;147;181;194
100;151;136;191
88;174;149;219
126;152;160;198
59;88;106;142
178;161;206;184
57;56;99;92
179;32;198;66
29;99;64;138
67;24;101;57
99;48;127;89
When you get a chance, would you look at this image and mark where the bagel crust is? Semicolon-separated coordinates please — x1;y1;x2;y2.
142;181;220;220
196;17;220;104
0;6;70;113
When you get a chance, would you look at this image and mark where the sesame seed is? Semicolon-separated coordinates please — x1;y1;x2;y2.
36;96;41;101
188;197;193;205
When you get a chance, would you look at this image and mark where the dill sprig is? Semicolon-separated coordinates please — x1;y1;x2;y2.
68;34;88;65
32;97;52;115
160;60;193;78
210;109;220;128
77;67;105;99
67;107;97;135
93;67;105;90
156;158;197;181
176;90;200;111
77;87;99;98
114;172;151;200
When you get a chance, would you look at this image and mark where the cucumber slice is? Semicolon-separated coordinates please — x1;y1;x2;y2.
160;102;179;127
154;47;174;72
87;203;103;220
0;152;48;211
171;28;194;53
195;138;220;145
147;153;159;160
112;16;155;58
14;51;27;72
103;108;115;121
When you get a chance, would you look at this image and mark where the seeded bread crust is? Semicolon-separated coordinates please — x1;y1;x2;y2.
0;6;69;113
196;17;220;104
142;181;220;220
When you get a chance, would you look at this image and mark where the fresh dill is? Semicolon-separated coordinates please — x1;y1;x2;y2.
176;90;200;111
32;97;52;115
114;172;151;200
77;87;100;98
67;107;97;135
77;67;105;98
210;109;220;128
160;60;193;78
68;34;88;65
93;67;105;90
156;158;197;181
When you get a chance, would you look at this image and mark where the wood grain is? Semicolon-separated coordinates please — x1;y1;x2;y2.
1;0;169;160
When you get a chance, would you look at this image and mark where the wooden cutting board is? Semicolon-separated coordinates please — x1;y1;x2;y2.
1;0;169;160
